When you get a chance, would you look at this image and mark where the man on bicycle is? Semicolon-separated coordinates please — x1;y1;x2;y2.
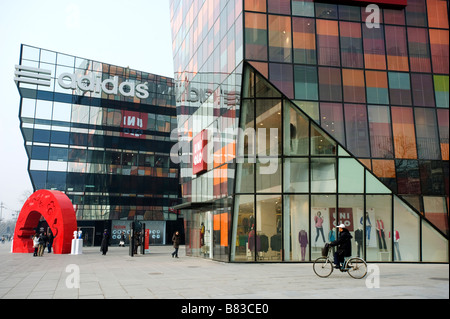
328;223;352;269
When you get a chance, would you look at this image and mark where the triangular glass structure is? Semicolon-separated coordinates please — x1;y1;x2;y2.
231;64;448;263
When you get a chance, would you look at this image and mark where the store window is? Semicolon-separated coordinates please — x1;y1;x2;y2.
310;195;336;260
393;196;420;261
256;194;282;261
365;195;393;262
284;195;309;261
422;221;449;262
232;195;255;262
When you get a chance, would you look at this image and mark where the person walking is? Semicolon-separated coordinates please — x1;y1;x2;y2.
47;231;54;253
171;231;181;258
37;232;46;256
100;229;110;255
32;233;39;257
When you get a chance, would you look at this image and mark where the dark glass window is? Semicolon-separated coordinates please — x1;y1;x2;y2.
32;146;49;160
51;131;70;144
419;160;445;195
396;159;421;194
411;73;435;107
30;171;47;190
318;67;342;101
49;147;68;162
47;172;67;190
33;129;51;143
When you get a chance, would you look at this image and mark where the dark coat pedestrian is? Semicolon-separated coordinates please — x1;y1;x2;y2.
100;229;109;255
171;231;181;258
47;232;54;253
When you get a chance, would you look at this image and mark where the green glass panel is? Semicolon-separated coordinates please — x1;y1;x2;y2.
338;158;364;193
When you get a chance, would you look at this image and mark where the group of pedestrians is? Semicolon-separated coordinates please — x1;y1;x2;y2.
30;228;182;258
32;231;53;257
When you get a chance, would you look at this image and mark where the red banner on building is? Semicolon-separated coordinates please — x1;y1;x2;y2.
120;110;148;139
329;208;354;231
193;130;208;175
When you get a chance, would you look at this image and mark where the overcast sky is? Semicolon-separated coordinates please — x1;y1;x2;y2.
0;0;174;220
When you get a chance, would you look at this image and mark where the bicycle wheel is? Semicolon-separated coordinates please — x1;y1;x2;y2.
346;257;367;279
313;257;333;278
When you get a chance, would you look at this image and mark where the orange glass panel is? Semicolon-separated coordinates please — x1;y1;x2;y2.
427;0;449;28
391;107;418;159
245;0;267;12
372;160;396;178
364;54;387;70
365;71;388;88
316;19;339;37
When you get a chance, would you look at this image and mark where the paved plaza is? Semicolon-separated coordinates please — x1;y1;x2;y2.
0;243;448;300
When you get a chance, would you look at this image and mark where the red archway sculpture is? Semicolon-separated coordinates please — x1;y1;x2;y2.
12;190;77;254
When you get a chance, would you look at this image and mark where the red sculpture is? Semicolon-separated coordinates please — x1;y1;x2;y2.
12;190;77;254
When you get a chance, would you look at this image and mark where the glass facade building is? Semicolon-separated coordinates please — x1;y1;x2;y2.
170;0;448;262
15;45;181;246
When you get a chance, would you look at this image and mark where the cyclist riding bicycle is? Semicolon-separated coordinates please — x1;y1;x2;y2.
327;223;352;269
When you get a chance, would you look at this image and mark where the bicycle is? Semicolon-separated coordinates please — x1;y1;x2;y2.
313;244;367;279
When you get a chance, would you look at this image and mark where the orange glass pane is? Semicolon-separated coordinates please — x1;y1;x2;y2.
391;107;418;159
245;0;267;12
316;19;339;37
365;71;388;88
427;0;449;28
372;160;396;178
364;54;387;70
245;12;267;30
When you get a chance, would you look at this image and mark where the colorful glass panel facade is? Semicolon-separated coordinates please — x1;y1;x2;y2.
170;0;448;262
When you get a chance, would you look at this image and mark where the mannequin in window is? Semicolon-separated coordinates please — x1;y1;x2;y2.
314;211;326;246
355;227;364;257
360;211;372;245
391;230;401;261
298;229;308;261
376;219;387;250
290;123;297;153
